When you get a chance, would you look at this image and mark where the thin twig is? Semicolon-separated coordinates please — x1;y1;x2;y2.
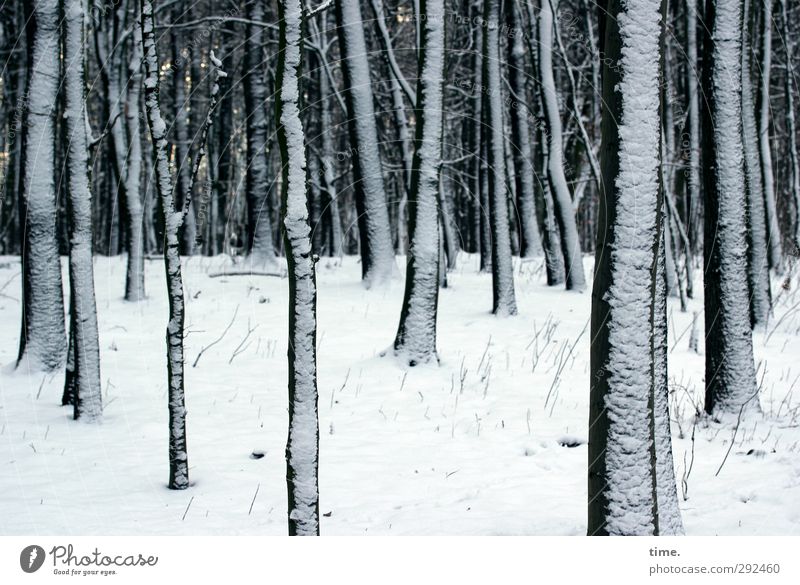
193;305;239;367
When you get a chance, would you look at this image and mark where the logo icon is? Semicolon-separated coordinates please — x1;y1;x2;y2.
20;545;45;573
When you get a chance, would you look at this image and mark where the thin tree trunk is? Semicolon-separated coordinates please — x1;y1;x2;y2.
141;0;189;489
334;0;396;287
277;0;320;536
685;0;701;296
742;0;772;324
483;0;517;316
781;0;800;252
538;0;586;291
244;0;277;265
125;17;145;301
525;1;566;285
758;0;782;269
394;0;445;365
506;0;543;259
318;55;343;258
63;0;102;421
171;20;196;257
653;216;684;534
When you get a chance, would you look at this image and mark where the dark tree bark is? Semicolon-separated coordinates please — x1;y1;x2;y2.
277;0;320;536
334;0;397;287
505;0;543;259
63;0;102;421
482;0;517;316
244;0;277;265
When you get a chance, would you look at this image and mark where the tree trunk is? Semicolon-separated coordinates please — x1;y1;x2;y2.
525;0;566;286
758;0;782;270
124;18;145;301
506;0;543;259
538;0;586;291
483;0;517;316
171;19;196;257
318;54;343;258
277;0;320;536
334;0;396;287
781;0;800;253
141;0;189;489
63;0;102;421
17;0;66;372
685;0;701;295
701;0;761;416
394;0;445;365
654;208;684;535
589;0;662;536
742;0;772;324
244;0;277;265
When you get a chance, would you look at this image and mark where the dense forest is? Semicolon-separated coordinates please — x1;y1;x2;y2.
0;0;798;536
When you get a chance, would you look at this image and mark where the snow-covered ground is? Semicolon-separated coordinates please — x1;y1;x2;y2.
1;254;799;535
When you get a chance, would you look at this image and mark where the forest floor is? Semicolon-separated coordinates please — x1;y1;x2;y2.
1;254;799;535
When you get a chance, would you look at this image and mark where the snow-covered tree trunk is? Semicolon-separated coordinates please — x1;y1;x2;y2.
474;31;492;274
63;0;102;421
369;0;414;198
506;0;543;259
701;0;761;416
742;0;772;324
483;0;517;316
654;221;684;535
663;206;679;297
394;0;445;365
277;0;320;536
524;1;566;286
141;0;189;489
588;0;662;536
170;21;196;257
758;0;782;270
319;61;343;257
466;18;483;259
781;0;800;252
244;0;277;265
125;20;145;302
16;0;66;372
685;0;701;293
659;34;681;301
537;0;586;291
334;0;396;287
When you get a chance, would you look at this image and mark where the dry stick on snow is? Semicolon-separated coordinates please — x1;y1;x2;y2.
715;377;765;477
248;483;260;515
207;269;286;279
229;320;259;364
681;416;697;501
181;496;194;521
545;319;588;415
192;305;239;367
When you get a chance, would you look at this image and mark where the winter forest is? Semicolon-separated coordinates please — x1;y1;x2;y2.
0;0;799;537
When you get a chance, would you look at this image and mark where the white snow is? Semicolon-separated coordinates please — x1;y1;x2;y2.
1;254;799;534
